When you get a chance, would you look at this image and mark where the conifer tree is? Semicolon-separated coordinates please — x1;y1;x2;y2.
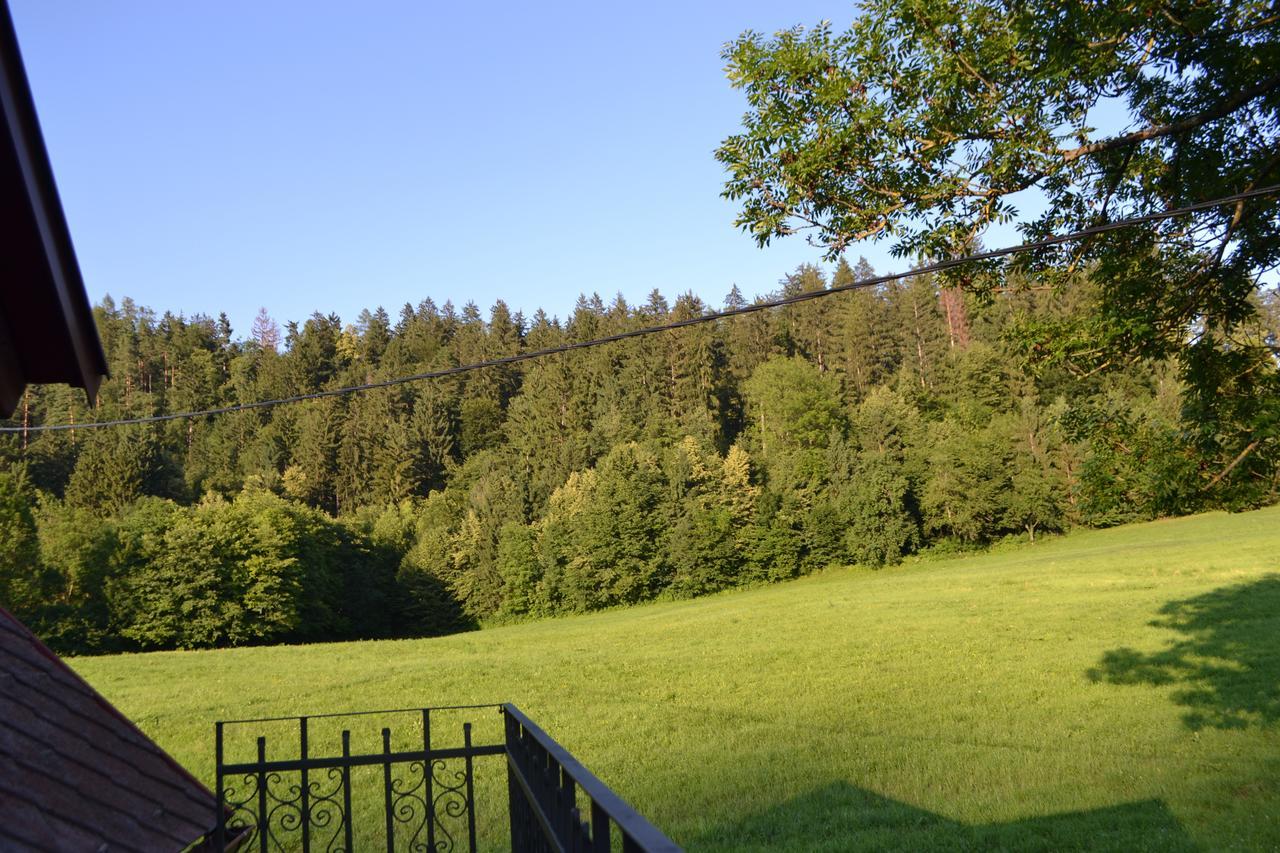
835;257;896;402
889;274;949;395
0;471;42;619
65;427;160;516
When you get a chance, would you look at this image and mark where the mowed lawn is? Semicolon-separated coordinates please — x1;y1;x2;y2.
73;506;1280;851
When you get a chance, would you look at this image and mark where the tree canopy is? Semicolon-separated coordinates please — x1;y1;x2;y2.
717;0;1280;496
8;258;1269;654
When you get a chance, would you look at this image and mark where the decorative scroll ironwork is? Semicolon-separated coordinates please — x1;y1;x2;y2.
387;759;428;851
212;704;680;853
215;708;498;853
219;768;260;847
426;759;469;852
305;767;349;852
216;761;349;853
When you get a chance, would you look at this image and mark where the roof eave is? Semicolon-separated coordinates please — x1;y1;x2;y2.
0;0;108;415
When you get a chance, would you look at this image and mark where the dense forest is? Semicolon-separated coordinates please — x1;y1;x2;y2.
2;257;1277;654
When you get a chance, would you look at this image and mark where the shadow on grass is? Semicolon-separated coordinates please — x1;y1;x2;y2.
687;782;1193;852
1088;574;1280;730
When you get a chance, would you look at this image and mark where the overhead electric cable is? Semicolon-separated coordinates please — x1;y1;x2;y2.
6;183;1279;434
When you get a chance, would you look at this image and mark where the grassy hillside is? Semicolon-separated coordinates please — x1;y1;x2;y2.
74;507;1280;851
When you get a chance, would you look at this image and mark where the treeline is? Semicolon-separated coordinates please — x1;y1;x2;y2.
2;258;1277;653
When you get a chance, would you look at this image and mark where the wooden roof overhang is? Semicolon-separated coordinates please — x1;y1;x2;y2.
0;0;108;418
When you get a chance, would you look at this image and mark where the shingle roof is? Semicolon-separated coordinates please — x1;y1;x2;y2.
0;608;218;852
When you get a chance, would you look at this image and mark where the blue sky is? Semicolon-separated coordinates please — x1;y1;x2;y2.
11;1;885;336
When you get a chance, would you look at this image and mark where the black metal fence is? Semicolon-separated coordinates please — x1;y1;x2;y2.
213;703;680;853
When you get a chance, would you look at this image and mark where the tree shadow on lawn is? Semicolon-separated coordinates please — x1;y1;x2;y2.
1088;574;1280;730
686;782;1194;851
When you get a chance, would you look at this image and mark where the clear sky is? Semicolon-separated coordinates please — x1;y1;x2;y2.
11;1;892;337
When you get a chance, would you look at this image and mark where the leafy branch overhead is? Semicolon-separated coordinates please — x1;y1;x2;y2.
717;0;1280;487
717;0;1280;347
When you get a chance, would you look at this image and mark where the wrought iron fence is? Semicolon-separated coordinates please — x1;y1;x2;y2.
212;703;680;853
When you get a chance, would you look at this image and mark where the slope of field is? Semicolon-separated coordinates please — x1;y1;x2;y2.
73;507;1280;851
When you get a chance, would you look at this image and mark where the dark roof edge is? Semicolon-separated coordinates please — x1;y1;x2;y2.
0;0;108;402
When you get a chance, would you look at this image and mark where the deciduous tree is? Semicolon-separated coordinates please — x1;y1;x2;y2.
718;0;1280;493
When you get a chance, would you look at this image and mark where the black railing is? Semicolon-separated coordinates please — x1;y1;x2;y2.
212;703;679;853
504;706;679;853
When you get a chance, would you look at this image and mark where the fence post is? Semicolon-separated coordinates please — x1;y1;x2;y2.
422;709;436;852
214;722;225;852
213;704;675;853
299;716;310;853
463;722;478;853
505;710;525;851
382;727;395;853
256;737;268;853
591;800;610;853
341;731;354;853
559;763;576;846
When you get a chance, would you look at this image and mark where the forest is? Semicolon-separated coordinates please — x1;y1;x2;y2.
2;257;1277;654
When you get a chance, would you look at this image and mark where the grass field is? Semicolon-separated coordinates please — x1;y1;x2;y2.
73;506;1280;851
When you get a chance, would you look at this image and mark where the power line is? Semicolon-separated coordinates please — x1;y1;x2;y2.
5;183;1278;435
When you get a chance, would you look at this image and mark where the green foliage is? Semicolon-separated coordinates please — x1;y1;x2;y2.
496;521;539;616
32;498;117;650
922;420;1011;543
717;0;1280;491
556;443;671;610
998;400;1068;540
842;456;921;566
4;488;427;653
744;356;845;455
1063;398;1202;526
1006;465;1064;542
0;471;42;618
3;248;1275;651
669;504;739;597
396;492;475;636
112;492;329;648
459;397;505;457
65;426;161;515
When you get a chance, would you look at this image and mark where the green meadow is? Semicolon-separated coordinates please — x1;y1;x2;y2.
73;506;1280;851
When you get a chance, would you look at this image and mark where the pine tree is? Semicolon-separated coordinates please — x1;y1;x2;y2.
664;294;730;448
251;307;281;352
889;273;948;394
0;471;42;620
288;313;344;393
288;398;343;513
835;257;896;402
781;264;833;371
65;427;160;516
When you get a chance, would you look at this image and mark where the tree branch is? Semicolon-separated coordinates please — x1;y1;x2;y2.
1204;440;1261;491
1059;71;1280;164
